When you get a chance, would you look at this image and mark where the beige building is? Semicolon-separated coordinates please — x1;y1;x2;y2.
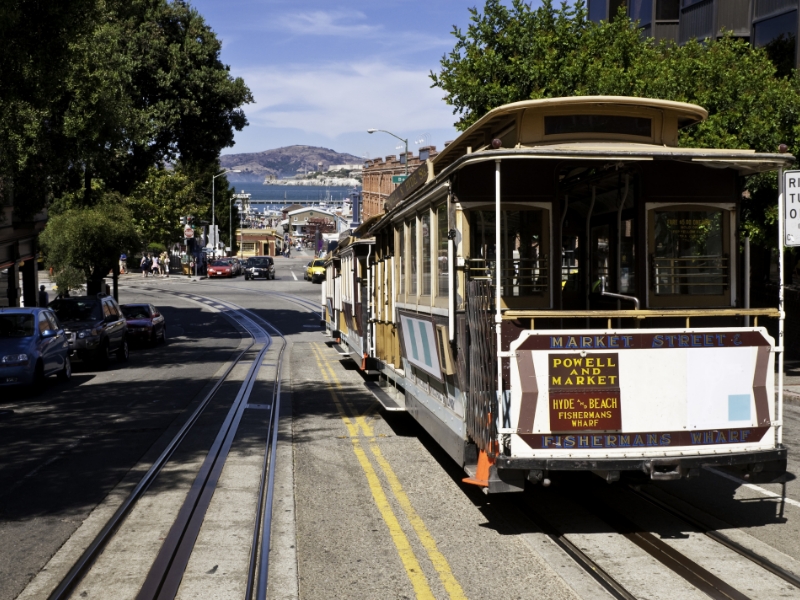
237;229;282;258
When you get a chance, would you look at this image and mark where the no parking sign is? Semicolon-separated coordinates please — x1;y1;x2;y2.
785;170;800;245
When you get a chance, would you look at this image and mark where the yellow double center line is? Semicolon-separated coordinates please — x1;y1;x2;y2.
310;343;466;600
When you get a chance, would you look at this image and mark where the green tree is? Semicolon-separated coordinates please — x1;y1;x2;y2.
127;166;202;249
430;0;800;261
39;197;141;294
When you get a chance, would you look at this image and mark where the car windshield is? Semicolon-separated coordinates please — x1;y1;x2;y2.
0;314;35;338
313;260;325;267
251;258;272;267
50;299;102;322
210;261;228;267
121;305;151;319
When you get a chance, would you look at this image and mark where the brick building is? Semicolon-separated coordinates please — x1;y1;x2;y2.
361;146;438;222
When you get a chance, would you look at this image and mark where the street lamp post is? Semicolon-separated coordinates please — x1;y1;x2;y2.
212;169;240;257
367;129;408;176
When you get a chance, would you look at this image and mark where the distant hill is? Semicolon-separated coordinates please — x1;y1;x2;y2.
220;145;363;183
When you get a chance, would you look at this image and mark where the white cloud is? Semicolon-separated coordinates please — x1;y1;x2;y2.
276;9;380;36
240;60;457;139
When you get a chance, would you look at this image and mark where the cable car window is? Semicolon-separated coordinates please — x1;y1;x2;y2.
562;234;580;291
591;225;610;291
437;203;449;297
421;211;432;296
397;225;405;296
544;115;652;137
409;217;418;296
652;209;726;296
620;218;636;294
469;208;548;297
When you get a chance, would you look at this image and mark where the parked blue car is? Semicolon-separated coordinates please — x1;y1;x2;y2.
0;307;71;389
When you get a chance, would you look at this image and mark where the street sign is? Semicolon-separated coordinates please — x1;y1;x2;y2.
184;226;194;239
392;175;408;184
785;170;800;246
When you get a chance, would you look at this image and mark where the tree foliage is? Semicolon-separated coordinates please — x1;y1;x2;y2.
39;198;141;291
1;0;253;219
430;0;800;250
2;0;252;289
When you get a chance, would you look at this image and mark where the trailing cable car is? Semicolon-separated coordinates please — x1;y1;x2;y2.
324;96;790;493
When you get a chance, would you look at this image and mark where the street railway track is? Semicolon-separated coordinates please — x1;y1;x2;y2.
114;280;800;600
47;290;286;600
516;477;800;600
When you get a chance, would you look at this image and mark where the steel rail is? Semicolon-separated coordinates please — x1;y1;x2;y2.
630;485;800;591
519;495;636;600
570;491;752;600
47;305;257;600
137;305;273;600
240;310;287;600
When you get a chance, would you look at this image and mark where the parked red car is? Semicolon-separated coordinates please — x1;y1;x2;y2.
207;260;233;278
120;303;166;344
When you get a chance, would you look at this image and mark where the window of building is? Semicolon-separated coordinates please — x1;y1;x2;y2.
409;217;418;296
754;10;797;78
544;115;652;137
421;211;431;296
656;0;679;20
588;0;608;22
437;203;449;297
242;242;256;252
629;0;653;27
650;207;729;302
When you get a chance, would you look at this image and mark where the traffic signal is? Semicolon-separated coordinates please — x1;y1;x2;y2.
180;216;187;226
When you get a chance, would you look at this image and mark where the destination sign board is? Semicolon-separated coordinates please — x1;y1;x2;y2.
548;353;622;431
391;175;408;184
785;169;800;246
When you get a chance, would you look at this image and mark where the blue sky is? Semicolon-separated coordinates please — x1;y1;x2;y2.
189;0;553;160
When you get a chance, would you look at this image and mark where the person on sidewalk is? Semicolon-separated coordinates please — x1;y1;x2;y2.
120;253;127;274
141;254;150;277
164;254;170;277
38;285;49;307
151;254;160;277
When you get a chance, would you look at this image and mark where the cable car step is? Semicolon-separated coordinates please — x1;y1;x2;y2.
365;380;406;412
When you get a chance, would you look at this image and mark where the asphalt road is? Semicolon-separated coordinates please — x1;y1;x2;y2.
2;251;799;600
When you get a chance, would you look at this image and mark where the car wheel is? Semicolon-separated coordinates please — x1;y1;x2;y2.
117;338;129;362
159;326;167;344
57;356;72;382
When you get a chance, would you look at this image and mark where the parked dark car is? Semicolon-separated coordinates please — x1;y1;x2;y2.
0;307;71;389
120;303;166;345
49;294;129;368
244;256;275;280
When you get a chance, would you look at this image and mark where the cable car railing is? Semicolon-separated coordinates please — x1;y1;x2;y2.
465;256;549;296
651;254;728;295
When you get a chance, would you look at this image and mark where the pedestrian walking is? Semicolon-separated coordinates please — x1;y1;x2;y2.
151;254;160;276
120;253;127;274
141;254;150;277
38;285;49;307
164;254;171;277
